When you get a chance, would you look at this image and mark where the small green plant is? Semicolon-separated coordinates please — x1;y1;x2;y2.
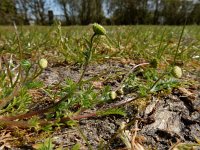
0;37;48;113
71;143;81;150
78;23;107;83
0;57;48;110
33;138;54;150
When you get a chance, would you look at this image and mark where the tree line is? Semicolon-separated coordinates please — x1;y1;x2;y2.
0;0;200;25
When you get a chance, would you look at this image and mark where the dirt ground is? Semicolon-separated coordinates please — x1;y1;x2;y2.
1;59;199;150
38;59;200;149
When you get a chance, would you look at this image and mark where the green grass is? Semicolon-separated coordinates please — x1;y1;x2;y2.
0;25;199;62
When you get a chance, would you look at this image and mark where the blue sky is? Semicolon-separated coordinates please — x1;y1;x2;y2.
46;0;108;16
47;0;63;15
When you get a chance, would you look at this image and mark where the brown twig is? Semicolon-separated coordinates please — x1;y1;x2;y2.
0;111;97;129
0;96;139;128
0;118;30;129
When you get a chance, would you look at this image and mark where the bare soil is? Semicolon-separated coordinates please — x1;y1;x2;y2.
1;59;200;150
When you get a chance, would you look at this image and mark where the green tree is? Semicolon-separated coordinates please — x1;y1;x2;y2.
56;0;79;25
106;0;149;25
162;0;194;25
189;3;200;24
153;0;160;24
178;0;193;24
106;0;136;24
79;0;104;25
0;0;17;25
16;0;30;25
29;0;48;25
161;0;182;24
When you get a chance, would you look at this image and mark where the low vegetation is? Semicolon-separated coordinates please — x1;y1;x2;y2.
0;24;199;149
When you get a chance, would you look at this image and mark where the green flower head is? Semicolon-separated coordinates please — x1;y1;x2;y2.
109;91;117;100
39;58;48;69
93;23;106;35
172;66;182;78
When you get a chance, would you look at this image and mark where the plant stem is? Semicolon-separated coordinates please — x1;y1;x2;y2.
13;23;23;87
78;33;96;83
30;68;43;81
173;25;185;66
104;119;139;149
2;56;13;86
148;71;169;93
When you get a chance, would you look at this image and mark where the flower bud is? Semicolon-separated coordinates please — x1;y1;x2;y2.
39;58;48;69
117;88;124;95
172;66;182;78
93;23;106;35
109;91;117;100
